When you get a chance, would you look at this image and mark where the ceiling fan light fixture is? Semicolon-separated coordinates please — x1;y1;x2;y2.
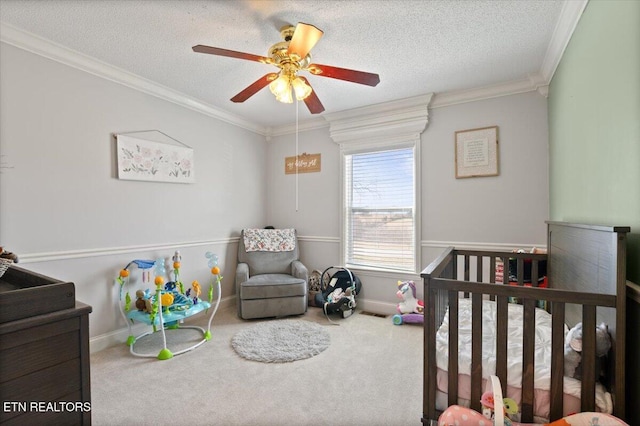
193;21;377;113
292;76;312;101
276;90;294;104
269;73;294;103
269;73;290;96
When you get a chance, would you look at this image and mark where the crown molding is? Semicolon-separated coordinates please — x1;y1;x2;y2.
0;23;267;136
430;76;542;108
539;0;588;84
273;73;549;136
265;117;328;139
324;93;434;145
2;0;586;139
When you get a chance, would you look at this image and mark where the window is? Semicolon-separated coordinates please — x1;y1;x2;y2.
343;143;418;273
325;92;431;274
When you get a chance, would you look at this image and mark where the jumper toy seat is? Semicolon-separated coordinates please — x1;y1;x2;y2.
125;291;211;325
116;252;222;360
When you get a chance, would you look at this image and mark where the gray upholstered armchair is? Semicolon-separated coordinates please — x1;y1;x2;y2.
236;228;308;319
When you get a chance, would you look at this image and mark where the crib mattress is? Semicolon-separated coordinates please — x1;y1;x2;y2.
435;298;613;420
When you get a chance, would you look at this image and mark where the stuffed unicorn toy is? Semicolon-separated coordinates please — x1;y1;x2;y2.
396;280;424;314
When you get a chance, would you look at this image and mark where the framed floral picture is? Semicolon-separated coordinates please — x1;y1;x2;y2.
116;134;195;183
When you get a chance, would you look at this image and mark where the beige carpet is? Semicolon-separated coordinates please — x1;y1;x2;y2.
90;305;424;426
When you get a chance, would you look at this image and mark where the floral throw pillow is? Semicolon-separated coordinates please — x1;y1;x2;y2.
243;228;296;252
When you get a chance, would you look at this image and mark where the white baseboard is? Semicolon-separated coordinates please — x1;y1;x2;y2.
89;296;236;353
90;322;148;354
357;298;398;316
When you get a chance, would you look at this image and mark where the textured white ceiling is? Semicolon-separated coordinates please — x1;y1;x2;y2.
0;0;565;130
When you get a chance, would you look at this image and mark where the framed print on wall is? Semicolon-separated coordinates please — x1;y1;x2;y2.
455;125;499;178
116;133;195;183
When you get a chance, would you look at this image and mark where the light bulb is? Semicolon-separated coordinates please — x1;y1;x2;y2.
276;88;293;103
292;77;312;100
269;74;290;96
269;73;294;103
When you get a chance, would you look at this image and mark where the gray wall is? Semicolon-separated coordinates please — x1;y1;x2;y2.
0;43;268;344
0;41;550;347
266;91;549;311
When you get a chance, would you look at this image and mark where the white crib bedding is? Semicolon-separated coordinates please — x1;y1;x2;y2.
435;298;613;419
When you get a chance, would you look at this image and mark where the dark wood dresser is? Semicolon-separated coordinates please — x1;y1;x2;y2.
0;266;92;425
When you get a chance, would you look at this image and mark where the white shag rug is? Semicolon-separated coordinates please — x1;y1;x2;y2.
231;319;330;363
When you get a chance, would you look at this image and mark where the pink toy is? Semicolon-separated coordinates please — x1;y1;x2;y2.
438;376;627;426
479;390;519;424
438;407;628;426
392;280;424;325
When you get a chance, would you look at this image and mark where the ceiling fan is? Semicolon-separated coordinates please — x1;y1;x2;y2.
192;22;380;114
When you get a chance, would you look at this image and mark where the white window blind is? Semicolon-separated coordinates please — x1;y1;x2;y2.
344;147;416;272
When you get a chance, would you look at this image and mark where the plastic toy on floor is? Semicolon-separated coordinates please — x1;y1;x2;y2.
115;250;222;360
392;280;424;325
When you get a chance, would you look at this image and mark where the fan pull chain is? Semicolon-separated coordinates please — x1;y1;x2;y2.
295;100;299;212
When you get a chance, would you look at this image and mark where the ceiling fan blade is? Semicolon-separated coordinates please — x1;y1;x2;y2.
287;23;323;59
192;45;271;64
230;73;279;103
297;77;325;114
307;63;380;87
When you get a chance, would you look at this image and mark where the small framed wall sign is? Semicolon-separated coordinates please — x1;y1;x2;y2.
455;126;499;178
284;153;321;174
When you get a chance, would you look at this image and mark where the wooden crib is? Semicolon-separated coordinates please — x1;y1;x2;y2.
421;221;628;424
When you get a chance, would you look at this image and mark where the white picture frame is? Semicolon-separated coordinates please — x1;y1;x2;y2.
116;134;195;183
455;126;499;178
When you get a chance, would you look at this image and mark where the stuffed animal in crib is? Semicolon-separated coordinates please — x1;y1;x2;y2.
564;322;611;379
396;280;424;314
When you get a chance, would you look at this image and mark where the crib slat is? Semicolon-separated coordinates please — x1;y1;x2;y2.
489;257;497;301
581;305;597;411
517;258;524;286
501;255;509;284
490;256;496;283
550;302;566;420
463;255;470;298
495;295;508;388
477;256;483;283
470;293;483;412
447;292;459;406
521;299;536;422
464;255;470;281
425;285;437;421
